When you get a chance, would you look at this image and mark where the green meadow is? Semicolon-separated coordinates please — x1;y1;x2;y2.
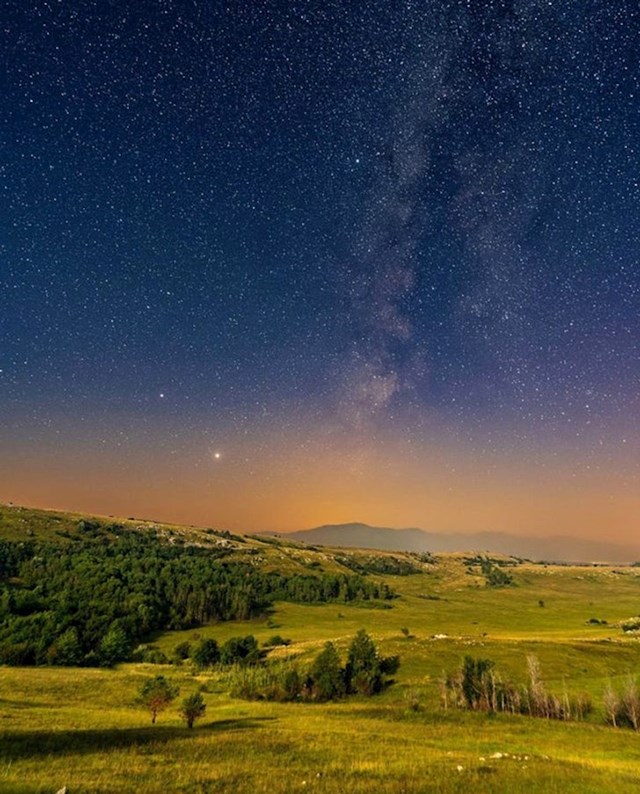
1;507;640;792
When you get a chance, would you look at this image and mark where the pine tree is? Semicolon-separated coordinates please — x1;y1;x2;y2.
346;629;382;695
310;642;345;701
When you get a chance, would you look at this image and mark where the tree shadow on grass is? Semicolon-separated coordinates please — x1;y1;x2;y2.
0;698;52;709
0;717;276;760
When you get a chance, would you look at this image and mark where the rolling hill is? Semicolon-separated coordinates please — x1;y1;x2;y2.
4;502;640;792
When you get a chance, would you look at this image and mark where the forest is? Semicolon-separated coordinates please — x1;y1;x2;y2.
0;523;394;666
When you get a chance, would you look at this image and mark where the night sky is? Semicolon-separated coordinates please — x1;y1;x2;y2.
2;1;639;540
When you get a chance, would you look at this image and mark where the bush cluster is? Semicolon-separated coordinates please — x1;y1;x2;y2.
335;554;422;576
228;629;399;703
479;559;513;587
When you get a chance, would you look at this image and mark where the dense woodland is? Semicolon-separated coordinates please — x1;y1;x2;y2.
0;523;394;666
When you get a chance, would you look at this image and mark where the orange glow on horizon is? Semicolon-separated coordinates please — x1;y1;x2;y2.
2;411;638;549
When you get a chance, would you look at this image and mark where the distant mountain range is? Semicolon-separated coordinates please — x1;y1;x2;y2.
266;523;639;564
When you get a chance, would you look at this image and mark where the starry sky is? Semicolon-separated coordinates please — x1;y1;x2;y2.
2;1;639;541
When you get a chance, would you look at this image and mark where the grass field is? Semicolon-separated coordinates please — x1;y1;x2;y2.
1;506;640;792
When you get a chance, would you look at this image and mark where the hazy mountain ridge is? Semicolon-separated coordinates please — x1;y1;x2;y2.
3;501;636;563
273;523;639;563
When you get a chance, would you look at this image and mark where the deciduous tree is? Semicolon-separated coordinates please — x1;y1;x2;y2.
139;675;179;724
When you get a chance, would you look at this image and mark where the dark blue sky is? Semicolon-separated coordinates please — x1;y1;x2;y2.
1;1;639;532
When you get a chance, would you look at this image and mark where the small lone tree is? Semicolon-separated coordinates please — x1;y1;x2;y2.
181;692;206;728
139;675;179;724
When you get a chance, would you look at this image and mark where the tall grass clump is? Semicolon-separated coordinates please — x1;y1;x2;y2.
227;659;306;701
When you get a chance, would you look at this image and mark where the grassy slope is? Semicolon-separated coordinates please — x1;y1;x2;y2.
1;504;640;793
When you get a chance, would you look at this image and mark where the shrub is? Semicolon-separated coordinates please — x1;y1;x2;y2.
181;692;206;728
264;635;291;647
173;641;191;661
380;654;400;675
220;635;260;666
131;644;169;664
192;638;219;668
484;565;513;587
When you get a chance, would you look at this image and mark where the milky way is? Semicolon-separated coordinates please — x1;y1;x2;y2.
1;1;638;536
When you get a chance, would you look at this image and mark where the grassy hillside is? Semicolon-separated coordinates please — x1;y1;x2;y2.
1;504;640;792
